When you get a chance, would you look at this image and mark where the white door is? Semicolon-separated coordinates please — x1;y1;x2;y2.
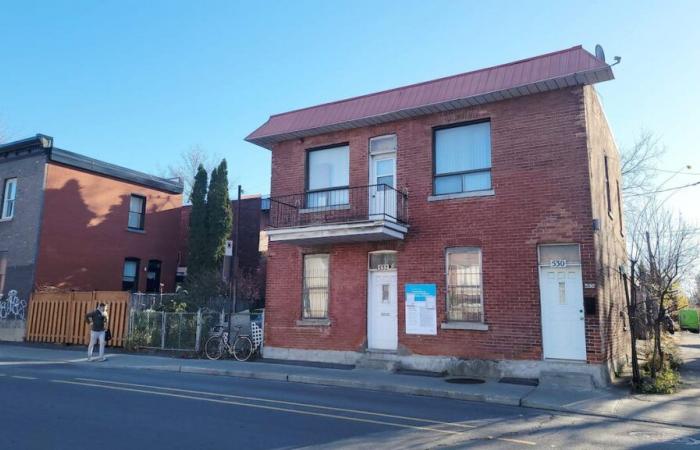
539;265;587;360
369;154;396;220
368;270;398;351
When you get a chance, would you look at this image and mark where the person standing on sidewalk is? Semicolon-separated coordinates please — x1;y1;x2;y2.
85;303;108;361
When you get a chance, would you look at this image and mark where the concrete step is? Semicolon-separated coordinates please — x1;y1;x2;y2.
355;352;399;372
539;371;596;390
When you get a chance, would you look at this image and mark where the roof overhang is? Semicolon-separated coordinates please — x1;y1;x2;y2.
246;65;613;150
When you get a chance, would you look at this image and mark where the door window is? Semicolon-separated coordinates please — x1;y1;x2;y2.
369;252;397;271
538;244;581;267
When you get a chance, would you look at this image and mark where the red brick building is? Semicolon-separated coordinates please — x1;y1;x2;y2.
247;46;628;385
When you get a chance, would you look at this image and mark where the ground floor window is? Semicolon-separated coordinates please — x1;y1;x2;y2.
446;247;483;322
302;254;329;319
122;258;140;291
0;252;7;294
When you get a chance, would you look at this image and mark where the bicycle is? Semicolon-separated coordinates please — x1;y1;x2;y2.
204;325;255;361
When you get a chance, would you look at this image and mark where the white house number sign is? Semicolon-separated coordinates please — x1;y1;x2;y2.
376;264;393;271
550;259;567;268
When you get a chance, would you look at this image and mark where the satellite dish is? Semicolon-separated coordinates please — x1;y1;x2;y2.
595;44;606;62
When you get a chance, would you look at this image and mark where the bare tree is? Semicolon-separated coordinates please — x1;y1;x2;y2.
166;146;218;202
628;197;699;378
620;130;665;196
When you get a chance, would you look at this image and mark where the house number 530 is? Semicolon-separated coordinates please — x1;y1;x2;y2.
550;259;567;268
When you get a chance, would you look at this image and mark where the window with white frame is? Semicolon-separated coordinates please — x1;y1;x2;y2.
306;145;349;208
446;248;483;322
128;195;146;230
302;254;329;319
0;252;7;294
434;121;491;195
1;178;17;220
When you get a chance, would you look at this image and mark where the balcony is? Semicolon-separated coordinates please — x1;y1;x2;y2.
267;184;408;245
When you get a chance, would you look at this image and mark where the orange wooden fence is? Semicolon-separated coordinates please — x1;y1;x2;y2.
25;291;130;347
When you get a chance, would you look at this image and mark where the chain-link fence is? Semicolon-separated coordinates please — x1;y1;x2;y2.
127;309;264;353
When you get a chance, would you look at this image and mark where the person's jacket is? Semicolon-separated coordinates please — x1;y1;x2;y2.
85;310;107;332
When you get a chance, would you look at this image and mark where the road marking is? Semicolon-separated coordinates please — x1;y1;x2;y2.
53;379;535;446
75;377;478;430
0;354;124;366
10;375;37;380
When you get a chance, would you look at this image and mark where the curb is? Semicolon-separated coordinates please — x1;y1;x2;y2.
100;362;522;406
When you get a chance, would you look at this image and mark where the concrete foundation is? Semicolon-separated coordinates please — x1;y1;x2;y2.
0;320;26;342
262;346;611;387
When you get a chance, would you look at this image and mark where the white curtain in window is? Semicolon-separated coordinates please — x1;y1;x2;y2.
435;122;491;175
303;254;329;318
123;260;138;280
308;146;349;190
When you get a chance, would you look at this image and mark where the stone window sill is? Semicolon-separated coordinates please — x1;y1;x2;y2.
0;217;13;223
126;228;146;234
428;189;495;202
441;321;489;331
296;318;331;327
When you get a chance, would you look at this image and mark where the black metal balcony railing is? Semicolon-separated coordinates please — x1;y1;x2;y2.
268;184;408;229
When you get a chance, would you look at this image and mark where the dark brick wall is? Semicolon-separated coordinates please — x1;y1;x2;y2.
0;150;47;300
265;86;624;364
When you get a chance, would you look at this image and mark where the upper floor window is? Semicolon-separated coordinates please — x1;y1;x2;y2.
122;258;140;291
306;145;349;208
1;178;17;220
446;247;483;323
433;121;491;195
128;195;146;230
604;156;612;216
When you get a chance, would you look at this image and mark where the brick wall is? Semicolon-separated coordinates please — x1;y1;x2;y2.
34;163;183;292
583;85;630;372
266;86;621;363
0;150;46;300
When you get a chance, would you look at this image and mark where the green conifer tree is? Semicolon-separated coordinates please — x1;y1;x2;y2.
187;164;209;278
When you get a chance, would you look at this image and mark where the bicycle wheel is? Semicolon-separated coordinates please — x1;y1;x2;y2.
232;336;253;362
204;335;225;360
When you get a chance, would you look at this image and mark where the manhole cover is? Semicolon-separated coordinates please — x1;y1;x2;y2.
445;377;485;384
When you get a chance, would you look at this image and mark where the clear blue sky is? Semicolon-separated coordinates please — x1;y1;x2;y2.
1;0;698;221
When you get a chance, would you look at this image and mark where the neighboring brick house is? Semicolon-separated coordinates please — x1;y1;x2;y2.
178;194;268;309
247;46;628;385
0;134;184;298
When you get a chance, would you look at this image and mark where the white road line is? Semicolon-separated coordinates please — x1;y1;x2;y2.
75;377;479;430
0;354;125;366
11;375;38;380
54;378;536;446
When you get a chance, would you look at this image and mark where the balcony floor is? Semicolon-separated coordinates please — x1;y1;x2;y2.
266;219;408;245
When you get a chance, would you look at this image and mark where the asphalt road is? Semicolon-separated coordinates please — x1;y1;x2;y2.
0;362;699;449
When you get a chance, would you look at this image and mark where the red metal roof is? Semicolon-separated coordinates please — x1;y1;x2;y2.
246;46;613;149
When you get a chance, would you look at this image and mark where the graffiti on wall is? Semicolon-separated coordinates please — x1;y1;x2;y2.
0;290;27;320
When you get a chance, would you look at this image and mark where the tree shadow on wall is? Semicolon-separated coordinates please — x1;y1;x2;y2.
36;179;181;292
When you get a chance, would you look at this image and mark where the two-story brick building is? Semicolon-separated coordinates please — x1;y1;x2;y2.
247;46;628;385
0;134;184;299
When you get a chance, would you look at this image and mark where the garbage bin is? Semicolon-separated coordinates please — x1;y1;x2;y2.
679;309;699;332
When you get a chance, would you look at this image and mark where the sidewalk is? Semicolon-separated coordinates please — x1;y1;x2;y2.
2;333;699;429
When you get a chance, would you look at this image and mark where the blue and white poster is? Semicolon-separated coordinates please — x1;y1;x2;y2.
405;284;437;335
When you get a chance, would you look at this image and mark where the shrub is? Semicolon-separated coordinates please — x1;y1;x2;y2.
640;368;680;394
